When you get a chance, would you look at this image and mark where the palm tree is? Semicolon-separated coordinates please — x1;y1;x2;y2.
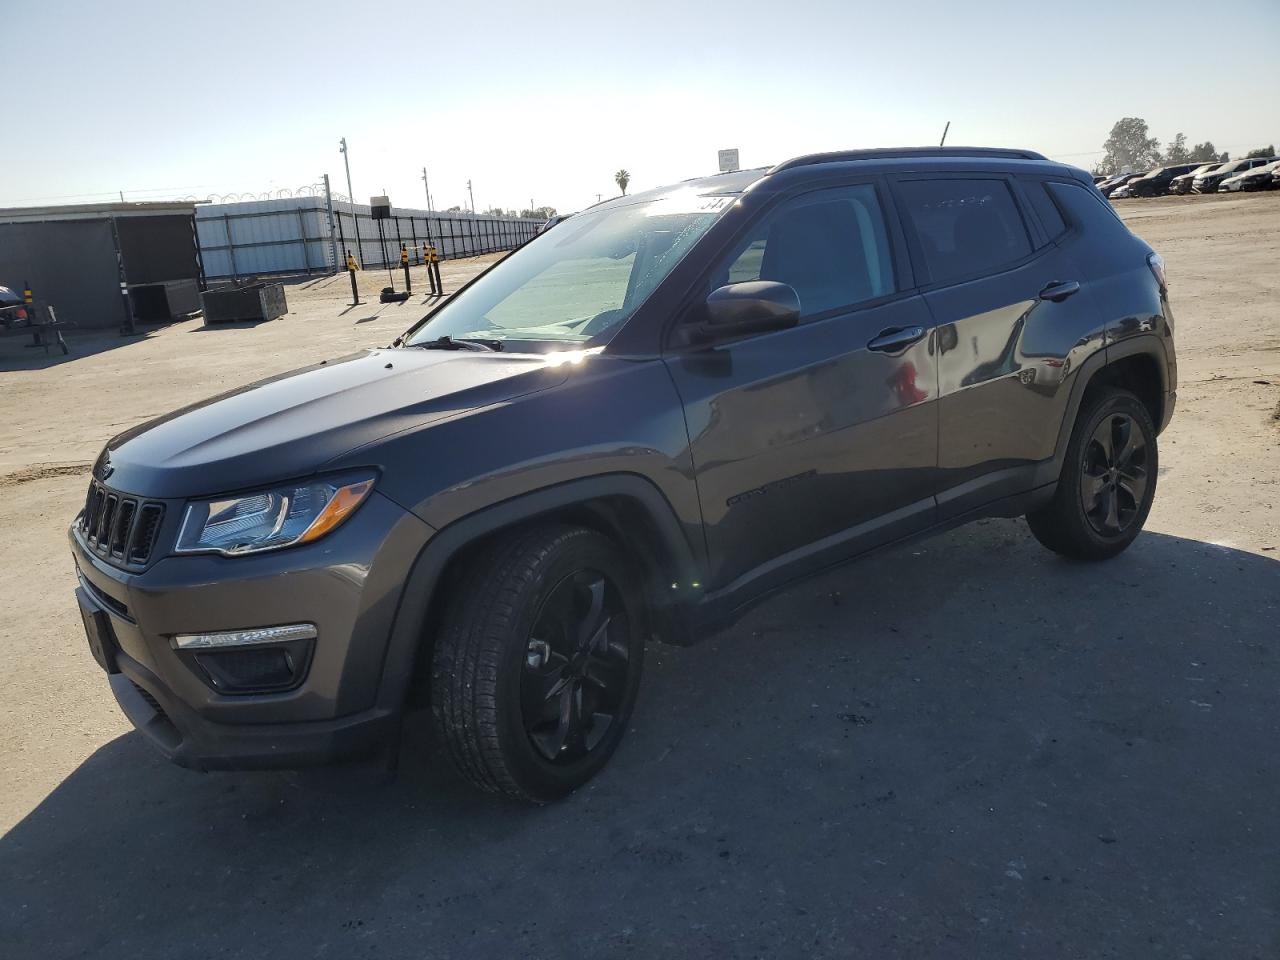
615;169;630;196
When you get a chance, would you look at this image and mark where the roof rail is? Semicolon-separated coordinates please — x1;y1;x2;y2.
769;147;1048;174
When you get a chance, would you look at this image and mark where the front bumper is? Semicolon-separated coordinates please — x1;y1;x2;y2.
70;490;433;770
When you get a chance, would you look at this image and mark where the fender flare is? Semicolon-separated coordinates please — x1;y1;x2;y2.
371;473;700;714
1035;332;1171;487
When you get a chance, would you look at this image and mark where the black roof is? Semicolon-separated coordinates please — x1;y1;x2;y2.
597;147;1083;209
769;146;1046;172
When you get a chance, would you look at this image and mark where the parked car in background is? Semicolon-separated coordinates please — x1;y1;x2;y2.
1110;181;1137;199
69;146;1177;802
1128;163;1204;198
1218;158;1280;192
0;285;27;328
1098;172;1143;198
1194;157;1273;193
1169;163;1222;195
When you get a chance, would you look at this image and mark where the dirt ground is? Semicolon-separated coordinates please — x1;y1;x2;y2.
1;194;1278;958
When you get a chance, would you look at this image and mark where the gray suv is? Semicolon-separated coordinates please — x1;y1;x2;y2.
70;147;1177;802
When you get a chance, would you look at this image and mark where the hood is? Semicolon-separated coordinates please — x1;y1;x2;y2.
102;348;570;498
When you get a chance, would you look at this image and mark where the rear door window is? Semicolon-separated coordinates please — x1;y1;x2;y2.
896;178;1032;285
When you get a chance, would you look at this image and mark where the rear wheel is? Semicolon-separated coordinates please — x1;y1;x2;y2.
430;525;645;802
1027;387;1158;561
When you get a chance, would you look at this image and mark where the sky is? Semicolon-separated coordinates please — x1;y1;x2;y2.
5;0;1278;214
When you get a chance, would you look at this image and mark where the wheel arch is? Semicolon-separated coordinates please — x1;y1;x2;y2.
1052;333;1169;454
372;473;702;717
1083;348;1166;432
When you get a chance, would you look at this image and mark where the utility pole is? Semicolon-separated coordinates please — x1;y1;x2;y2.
339;137;361;267
421;166;433;211
467;179;476;214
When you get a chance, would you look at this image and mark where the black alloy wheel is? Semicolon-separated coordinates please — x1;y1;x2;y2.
1080;412;1149;537
431;525;646;802
522;570;631;763
1026;387;1158;561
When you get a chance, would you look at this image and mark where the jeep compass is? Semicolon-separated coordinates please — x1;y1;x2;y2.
70;147;1176;802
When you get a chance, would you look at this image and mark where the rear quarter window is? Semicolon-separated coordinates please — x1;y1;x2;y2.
1046;180;1145;275
1023;181;1068;243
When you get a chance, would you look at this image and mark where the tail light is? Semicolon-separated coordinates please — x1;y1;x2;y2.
1147;252;1167;294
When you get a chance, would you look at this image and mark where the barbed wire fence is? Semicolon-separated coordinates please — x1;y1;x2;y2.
177;183;351;204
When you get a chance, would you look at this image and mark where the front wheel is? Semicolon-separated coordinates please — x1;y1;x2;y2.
430;525;645;802
1027;387;1158;561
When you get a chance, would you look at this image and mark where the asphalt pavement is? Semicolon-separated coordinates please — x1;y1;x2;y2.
3;517;1277;959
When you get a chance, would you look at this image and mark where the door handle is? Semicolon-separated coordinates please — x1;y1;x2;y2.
1039;280;1081;302
867;326;925;353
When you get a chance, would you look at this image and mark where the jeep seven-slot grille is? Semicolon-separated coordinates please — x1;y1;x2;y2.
81;480;164;566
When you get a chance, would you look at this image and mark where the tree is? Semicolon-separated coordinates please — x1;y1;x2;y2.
1101;118;1162;173
444;205;463;212
1189;141;1221;163
1164;132;1190;164
519;206;557;220
615;169;630;196
1245;145;1277;159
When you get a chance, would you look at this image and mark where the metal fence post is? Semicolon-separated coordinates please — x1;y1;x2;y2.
296;208;312;275
223;215;239;282
323;174;339;272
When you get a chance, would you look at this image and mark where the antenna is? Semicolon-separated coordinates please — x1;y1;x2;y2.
939;121;951;147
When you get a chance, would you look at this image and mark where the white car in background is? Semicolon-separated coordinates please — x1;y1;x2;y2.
1218;158;1280;192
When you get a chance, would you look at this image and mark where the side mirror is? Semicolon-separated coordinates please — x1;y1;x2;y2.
692;281;800;344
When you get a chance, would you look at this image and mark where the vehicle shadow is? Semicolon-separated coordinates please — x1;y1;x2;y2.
3;523;1277;958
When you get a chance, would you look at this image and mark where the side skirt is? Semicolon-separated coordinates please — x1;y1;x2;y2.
687;481;1056;641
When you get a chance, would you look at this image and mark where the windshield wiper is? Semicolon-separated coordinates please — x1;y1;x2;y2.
411;335;502;352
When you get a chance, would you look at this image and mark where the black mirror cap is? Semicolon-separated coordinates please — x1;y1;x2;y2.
690;281;801;344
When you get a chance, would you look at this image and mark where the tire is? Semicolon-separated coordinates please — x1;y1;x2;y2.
430;524;646;802
1026;387;1158;561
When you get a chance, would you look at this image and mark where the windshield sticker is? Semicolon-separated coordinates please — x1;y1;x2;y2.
647;191;738;216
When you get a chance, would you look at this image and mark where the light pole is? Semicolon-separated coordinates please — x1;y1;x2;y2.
467;179;476;214
339;137;361;267
421;166;433;211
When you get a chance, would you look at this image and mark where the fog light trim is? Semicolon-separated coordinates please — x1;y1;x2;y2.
172;623;317;650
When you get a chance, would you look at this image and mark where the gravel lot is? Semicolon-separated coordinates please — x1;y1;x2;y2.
1;194;1278;959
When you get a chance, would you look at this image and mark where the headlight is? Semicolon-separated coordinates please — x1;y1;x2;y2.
176;473;375;556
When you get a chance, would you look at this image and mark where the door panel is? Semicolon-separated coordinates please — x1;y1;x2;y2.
666;296;937;591
926;246;1104;515
892;175;1105;518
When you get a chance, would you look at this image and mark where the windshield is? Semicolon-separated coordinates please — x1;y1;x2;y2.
405;192;734;351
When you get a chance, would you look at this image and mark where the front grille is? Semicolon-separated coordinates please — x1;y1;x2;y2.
81;480;164;567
